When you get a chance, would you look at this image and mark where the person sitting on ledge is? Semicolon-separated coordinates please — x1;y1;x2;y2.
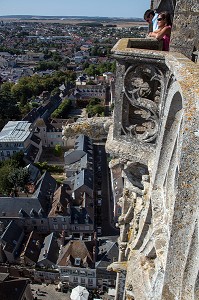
148;11;172;51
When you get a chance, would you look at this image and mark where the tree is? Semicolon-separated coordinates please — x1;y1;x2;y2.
86;98;104;117
0;164;14;194
0;82;21;126
8;168;30;191
51;99;71;118
53;144;63;157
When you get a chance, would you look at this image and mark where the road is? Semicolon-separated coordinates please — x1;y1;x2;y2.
94;143;119;237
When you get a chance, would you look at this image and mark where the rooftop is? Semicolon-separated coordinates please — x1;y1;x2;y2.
0;121;32;143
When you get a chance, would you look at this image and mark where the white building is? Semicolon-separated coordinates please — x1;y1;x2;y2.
0;121;42;163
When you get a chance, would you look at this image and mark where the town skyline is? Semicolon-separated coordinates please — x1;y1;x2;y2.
1;0;149;18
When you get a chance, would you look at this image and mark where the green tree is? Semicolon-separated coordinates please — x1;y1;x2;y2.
0;164;14;194
86;98;104;117
0;82;21;126
53;144;63;157
51;99;71;118
8;168;30;191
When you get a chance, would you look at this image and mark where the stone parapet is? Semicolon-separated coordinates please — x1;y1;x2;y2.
109;37;199;300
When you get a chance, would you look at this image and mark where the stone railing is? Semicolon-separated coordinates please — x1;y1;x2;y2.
107;38;199;300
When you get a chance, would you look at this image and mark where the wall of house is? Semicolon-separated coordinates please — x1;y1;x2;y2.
48;216;70;232
34;270;59;283
46;131;64;147
59;266;96;288
97;269;116;290
24;217;49;233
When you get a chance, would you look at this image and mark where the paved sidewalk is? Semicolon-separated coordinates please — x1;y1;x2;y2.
31;283;71;300
30;283;114;300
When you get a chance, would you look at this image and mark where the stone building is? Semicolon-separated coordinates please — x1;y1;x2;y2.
62;0;199;299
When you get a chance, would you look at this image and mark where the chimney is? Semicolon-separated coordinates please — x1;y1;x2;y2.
61;230;65;246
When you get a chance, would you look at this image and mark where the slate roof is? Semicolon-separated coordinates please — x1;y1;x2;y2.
64;150;86;165
33;171;57;211
24;163;41;184
95;240;118;269
30;134;41;145
25;144;40;163
0;197;42;218
23;108;39;123
74;134;93;152
0;278;30;300
73;169;93;192
0;273;9;282
70;206;94;225
20;231;44;265
0;221;23;253
80;153;93;170
37;233;59;265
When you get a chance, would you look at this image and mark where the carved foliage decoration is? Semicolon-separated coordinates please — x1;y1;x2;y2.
122;64;164;143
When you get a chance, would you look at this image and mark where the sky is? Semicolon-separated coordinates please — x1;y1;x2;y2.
0;0;149;18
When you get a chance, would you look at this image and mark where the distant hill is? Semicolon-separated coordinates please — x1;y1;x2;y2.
0;15;144;22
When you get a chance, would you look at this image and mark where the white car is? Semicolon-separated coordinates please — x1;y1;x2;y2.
97;198;102;206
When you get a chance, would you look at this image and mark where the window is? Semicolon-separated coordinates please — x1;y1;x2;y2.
53;224;58;230
62;224;67;230
80;270;86;276
73;277;78;282
75;258;81;266
7;151;10;156
81;278;85;283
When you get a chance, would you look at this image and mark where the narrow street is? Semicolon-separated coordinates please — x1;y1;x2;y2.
94;143;119;237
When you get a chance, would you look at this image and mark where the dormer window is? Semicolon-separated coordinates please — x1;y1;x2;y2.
74;258;81;266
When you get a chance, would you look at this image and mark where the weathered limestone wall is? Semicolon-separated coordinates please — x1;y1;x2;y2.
169;0;199;59
152;0;176;15
110;38;199;300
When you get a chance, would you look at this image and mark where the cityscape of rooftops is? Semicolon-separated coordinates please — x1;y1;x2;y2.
0;1;149;298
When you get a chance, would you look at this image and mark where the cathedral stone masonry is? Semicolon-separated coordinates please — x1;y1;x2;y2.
109;32;199;299
62;1;199;299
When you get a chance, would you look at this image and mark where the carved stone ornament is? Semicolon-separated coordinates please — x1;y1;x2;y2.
122;64;164;143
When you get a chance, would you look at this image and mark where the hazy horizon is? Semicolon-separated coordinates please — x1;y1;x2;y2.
1;0;149;19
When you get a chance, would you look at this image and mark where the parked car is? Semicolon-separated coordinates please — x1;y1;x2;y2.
97;198;102;206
